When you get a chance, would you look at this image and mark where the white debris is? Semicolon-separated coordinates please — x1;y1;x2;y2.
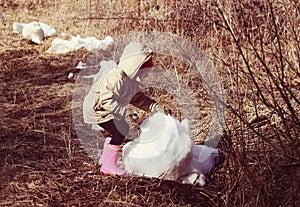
122;113;222;186
179;145;221;185
46;35;113;54
68;72;74;79
123;113;192;179
77;60;117;83
13;21;65;44
75;61;89;69
13;22;44;44
93;60;117;82
39;22;66;37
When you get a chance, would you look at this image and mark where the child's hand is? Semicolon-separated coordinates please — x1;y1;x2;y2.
154;104;172;115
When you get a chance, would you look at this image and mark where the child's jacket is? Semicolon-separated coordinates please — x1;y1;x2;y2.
83;42;156;124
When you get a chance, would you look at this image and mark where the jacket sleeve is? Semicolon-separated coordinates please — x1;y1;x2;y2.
130;91;157;112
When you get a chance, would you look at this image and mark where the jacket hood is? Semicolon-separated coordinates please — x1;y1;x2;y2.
118;42;153;79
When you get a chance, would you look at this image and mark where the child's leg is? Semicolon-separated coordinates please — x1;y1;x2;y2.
99;119;129;145
97;119;129;175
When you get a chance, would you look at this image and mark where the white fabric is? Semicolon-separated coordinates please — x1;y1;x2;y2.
39;22;65;37
179;145;221;185
46;35;113;54
122;113;221;185
77;60;117;84
75;61;90;69
13;21;65;44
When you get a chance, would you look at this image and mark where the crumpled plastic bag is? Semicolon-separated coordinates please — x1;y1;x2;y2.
179;145;221;185
46;35;113;54
122;113;222;185
13;21;65;44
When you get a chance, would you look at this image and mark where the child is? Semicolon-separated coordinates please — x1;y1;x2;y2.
83;42;171;175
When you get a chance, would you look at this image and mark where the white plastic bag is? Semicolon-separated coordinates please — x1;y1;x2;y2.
122;113;222;185
122;113;192;179
13;21;64;44
46;35;113;54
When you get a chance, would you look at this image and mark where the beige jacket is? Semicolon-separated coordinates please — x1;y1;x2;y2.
83;42;156;124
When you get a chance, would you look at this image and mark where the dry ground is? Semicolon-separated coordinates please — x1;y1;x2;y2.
1;0;299;206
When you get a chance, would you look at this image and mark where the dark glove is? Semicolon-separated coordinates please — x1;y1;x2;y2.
153;104;172;115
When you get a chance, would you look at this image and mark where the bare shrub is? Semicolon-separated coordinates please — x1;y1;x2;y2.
173;0;300;206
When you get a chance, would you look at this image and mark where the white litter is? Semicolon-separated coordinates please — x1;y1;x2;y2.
122;113;222;186
180;145;221;185
68;72;74;79
75;61;90;69
13;21;65;44
46;35;113;54
94;60;117;82
39;22;66;37
78;60;117;83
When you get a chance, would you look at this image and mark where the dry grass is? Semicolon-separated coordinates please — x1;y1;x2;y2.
0;0;299;206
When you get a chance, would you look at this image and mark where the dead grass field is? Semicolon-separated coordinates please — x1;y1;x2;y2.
0;0;299;206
